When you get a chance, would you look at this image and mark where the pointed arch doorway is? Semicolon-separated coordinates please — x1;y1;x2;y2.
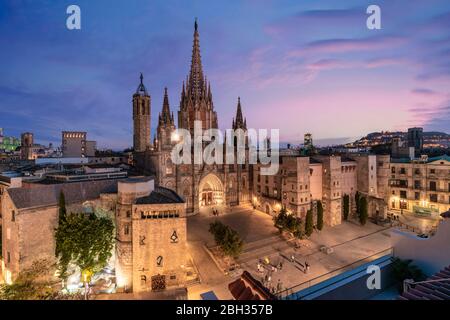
199;173;224;207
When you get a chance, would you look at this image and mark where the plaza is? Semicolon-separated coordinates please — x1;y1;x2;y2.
185;204;392;300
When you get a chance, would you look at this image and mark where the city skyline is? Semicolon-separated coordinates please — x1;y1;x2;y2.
1;0;450;150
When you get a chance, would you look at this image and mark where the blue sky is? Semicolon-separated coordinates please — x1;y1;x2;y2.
0;0;449;149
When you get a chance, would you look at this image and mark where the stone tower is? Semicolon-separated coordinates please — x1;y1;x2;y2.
20;132;34;160
178;19;218;133
133;73;151;152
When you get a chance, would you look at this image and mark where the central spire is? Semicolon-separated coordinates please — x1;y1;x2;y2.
188;18;205;98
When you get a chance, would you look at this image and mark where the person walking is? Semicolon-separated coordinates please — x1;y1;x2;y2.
277;279;282;292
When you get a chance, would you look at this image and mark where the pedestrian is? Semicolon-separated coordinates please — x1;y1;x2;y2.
277;279;282;292
279;261;283;271
305;262;310;273
291;255;295;263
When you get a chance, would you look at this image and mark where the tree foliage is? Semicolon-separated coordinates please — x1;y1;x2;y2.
343;194;350;221
58;191;67;222
209;221;243;258
273;208;303;238
355;191;360;217
359;196;368;225
316;201;324;231
391;257;425;292
0;259;78;300
305;209;314;237
55;211;115;281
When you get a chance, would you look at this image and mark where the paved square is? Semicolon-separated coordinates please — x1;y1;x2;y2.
186;204;392;299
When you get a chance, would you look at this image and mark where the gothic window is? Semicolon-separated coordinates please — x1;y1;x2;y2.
11;210;15;222
124;224;130;235
166;158;173;175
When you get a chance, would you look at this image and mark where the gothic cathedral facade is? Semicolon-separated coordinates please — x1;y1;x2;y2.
133;20;250;214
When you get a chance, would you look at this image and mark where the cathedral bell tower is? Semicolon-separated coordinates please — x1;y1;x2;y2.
133;73;151;152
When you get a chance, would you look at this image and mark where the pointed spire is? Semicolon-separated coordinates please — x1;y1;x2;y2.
136;72;148;95
187;18;205;99
236;97;243;123
233;97;246;130
160;87;173;126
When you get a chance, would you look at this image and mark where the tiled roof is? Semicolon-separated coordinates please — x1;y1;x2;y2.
135;187;184;205
428;154;450;163
228;271;277;300
7;179;120;210
398;265;450;300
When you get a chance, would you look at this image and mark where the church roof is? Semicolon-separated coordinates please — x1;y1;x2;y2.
135;186;185;205
7;179;120;210
398;265;450;300
228;271;277;300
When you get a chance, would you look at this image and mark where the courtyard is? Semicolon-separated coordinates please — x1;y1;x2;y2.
186;204;392;299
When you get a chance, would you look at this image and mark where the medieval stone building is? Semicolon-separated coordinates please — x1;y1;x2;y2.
134;20;250;214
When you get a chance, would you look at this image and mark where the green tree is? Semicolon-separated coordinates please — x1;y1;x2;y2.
359;196;368;225
273;208;303;239
391;257;425;293
305;209;314;237
209;220;228;245
58;191;67;223
54;212;115;282
355;191;360;217
221;227;243;258
0;259;56;300
316;201;324;231
209;221;243;258
343;194;350;221
273;208;288;231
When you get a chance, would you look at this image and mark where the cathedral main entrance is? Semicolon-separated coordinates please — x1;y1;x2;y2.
198;173;224;207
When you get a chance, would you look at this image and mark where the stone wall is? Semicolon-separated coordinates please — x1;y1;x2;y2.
131;202;187;292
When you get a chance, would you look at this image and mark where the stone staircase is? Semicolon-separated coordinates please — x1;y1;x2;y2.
237;234;294;264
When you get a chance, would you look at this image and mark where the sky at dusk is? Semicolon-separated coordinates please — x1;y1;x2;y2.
0;0;449;149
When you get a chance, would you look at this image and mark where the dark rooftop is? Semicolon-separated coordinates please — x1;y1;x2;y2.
135;186;184;205
7;179;121;210
398;265;450;300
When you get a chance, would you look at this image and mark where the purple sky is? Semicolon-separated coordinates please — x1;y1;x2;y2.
0;0;449;149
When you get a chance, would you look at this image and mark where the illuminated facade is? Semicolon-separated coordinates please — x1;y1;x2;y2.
134;20;250;214
389;155;450;217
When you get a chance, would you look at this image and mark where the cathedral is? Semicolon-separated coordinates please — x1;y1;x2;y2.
133;20;250;214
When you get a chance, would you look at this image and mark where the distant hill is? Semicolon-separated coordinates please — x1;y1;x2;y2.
348;131;450;148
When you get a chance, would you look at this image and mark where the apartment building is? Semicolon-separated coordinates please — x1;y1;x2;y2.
389;155;450;217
